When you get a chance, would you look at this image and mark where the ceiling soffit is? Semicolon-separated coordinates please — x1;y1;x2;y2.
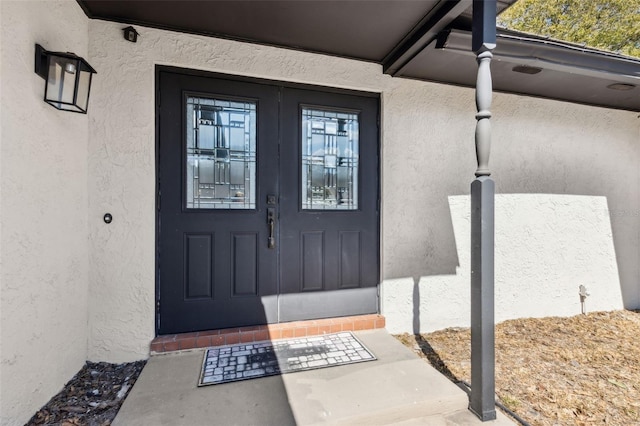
78;0;450;62
77;0;639;111
401;29;640;111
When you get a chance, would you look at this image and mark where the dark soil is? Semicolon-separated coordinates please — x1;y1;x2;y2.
25;360;146;426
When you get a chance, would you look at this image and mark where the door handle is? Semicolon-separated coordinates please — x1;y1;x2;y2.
267;207;276;249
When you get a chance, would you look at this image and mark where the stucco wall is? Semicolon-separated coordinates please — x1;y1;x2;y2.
0;1;90;424
87;20;639;360
382;86;639;333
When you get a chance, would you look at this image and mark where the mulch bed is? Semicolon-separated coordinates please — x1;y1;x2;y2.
26;360;146;426
396;310;640;426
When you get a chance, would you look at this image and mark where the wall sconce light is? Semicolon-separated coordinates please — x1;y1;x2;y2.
34;44;97;114
123;26;139;43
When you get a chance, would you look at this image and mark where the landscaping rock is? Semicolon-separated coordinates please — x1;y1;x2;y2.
26;360;146;426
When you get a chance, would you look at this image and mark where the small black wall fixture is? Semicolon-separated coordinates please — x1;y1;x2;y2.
123;26;139;43
34;44;97;114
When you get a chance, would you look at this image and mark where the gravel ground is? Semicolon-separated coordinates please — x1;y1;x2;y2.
396;310;640;426
26;361;146;426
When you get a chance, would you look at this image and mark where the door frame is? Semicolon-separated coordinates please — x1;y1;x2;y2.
154;65;381;335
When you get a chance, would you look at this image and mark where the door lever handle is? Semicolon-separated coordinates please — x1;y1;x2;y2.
267;208;276;249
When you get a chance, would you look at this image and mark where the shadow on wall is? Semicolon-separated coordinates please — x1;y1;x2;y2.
385;192;630;335
383;189;462;280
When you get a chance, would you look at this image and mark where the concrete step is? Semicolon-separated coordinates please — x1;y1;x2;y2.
288;357;468;424
287;330;470;424
391;408;517;425
115;330;514;426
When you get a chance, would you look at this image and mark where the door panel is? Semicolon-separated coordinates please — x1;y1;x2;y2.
277;88;379;321
184;233;213;299
158;70;379;334
231;232;258;296
339;231;361;288
158;71;279;334
301;231;325;291
279;88;379;296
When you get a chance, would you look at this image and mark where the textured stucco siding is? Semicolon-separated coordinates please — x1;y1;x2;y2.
87;20;639;359
382;86;640;332
381;88;639;333
0;1;90;425
383;194;625;333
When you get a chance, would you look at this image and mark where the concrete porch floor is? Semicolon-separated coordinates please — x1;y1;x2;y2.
114;330;515;425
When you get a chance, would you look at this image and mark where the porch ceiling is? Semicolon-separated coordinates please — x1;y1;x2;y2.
78;0;639;112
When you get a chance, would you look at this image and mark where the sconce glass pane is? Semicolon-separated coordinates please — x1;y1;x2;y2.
46;58;78;108
186;96;256;209
301;108;359;210
75;70;92;112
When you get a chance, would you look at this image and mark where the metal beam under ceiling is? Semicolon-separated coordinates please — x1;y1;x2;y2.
382;0;471;76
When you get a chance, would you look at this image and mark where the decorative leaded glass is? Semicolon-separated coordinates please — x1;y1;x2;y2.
301;108;359;210
186;97;256;209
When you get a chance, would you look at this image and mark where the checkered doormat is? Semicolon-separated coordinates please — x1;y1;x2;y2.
198;332;376;386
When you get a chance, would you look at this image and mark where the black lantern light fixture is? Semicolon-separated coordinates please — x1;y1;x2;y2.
34;44;97;114
123;26;139;43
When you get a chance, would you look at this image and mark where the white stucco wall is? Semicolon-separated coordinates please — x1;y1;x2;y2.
0;1;90;424
87;19;639;360
383;194;625;333
382;86;639;333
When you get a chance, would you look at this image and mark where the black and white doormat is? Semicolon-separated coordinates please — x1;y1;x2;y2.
199;332;376;386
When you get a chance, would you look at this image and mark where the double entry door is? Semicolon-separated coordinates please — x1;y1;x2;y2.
157;69;379;334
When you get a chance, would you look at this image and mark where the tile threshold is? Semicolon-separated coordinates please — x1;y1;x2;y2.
150;314;385;354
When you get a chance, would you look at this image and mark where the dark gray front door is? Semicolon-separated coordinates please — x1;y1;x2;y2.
157;69;379;334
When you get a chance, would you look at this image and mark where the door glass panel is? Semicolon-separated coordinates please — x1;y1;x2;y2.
186;96;256;209
301;108;359;210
